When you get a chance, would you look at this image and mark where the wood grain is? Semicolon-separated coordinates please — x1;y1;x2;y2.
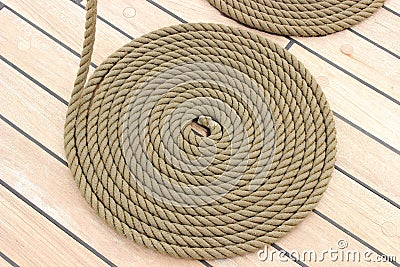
2;18;396;266
290;44;400;150
351;8;400;56
2;6;399;204
155;0;400;101
1;0;399;266
295;31;400;101
0;175;108;267
385;0;400;12
0;111;203;267
0;89;293;267
2;0;130;65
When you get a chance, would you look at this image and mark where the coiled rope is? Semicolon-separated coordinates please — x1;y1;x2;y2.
207;0;385;36
64;0;336;259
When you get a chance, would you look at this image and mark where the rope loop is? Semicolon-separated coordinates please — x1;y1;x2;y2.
64;0;336;259
207;0;385;36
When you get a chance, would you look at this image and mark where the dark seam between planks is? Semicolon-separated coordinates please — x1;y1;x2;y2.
199;260;213;267
142;1;400;153
1;115;306;267
0;75;396;265
145;0;400;105
0;2;5;10
0;113;216;267
0;251;19;267
284;40;295;50
0;122;116;267
0;55;68;106
3;0;400;264
333;111;399;155
271;244;308;267
383;5;400;17
347;28;399;60
147;0;187;23
313;210;400;267
4;5;98;69
335;166;400;209
0;115;67;166
2;75;398;266
5;0;400;213
286;37;400;106
5;0;400;219
70;0;134;40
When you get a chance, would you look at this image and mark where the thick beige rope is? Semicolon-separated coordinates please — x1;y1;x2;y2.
64;0;336;260
208;0;385;36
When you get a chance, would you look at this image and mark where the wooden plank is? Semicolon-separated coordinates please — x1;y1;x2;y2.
211;250;300;267
351;8;400;56
0;8;93;102
0;27;67;160
0;253;18;267
144;0;289;47
1;0;395;264
290;44;400;151
318;172;400;256
265;210;395;267
2;0;399;206
90;0;289;48
2;116;395;266
155;0;400;101
1;0;394;237
213;207;395;267
0;110;203;267
385;0;400;12
335;118;400;204
0;84;292;267
1;32;396;267
0;175;108;267
82;0;182;36
2;0;130;65
295;31;400;101
0;257;10;267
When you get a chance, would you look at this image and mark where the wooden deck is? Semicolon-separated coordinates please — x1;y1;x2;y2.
0;0;399;266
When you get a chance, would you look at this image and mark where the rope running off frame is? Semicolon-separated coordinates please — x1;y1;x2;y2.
207;0;385;36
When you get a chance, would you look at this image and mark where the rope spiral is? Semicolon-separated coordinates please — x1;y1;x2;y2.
207;0;385;36
64;0;336;259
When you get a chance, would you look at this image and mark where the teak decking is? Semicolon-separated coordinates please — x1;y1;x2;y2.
0;0;399;266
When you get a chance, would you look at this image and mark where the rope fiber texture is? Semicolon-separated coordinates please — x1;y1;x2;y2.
208;0;385;36
64;0;336;260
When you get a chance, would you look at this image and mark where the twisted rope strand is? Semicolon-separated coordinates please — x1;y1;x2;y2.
64;0;336;260
207;0;384;36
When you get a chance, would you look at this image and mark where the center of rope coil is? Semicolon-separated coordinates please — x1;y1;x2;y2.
65;9;337;258
191;119;211;137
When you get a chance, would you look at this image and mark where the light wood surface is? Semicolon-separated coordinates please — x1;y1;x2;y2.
0;178;108;267
0;0;399;266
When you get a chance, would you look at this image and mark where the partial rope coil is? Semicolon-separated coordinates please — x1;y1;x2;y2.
207;0;385;36
64;0;336;260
